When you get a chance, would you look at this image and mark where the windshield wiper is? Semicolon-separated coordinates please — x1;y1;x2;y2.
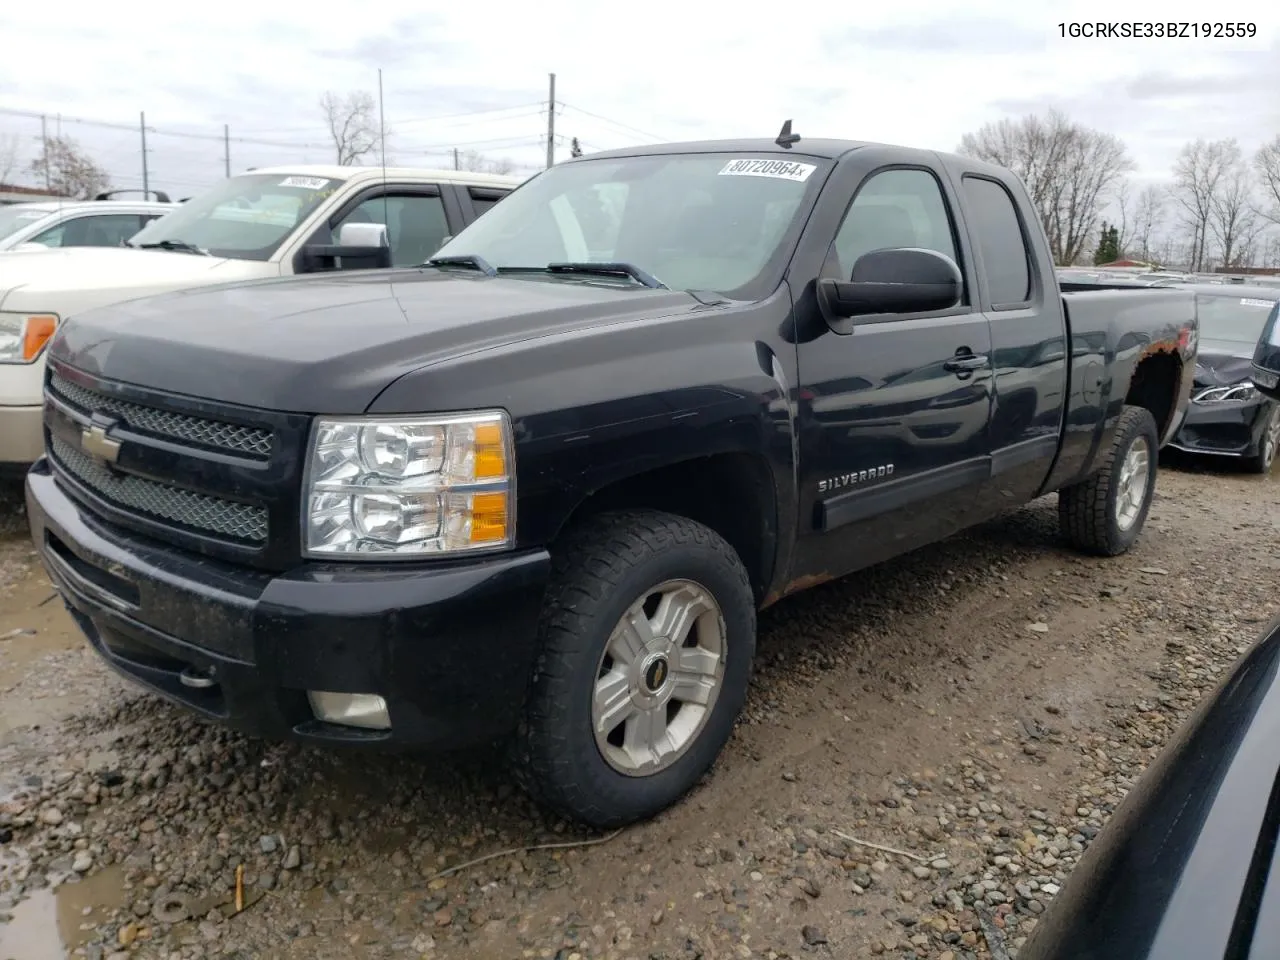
426;254;497;277
545;262;668;290
134;239;210;256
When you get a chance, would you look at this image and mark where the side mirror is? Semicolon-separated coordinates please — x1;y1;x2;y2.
300;221;392;273
816;247;962;334
1251;302;1280;402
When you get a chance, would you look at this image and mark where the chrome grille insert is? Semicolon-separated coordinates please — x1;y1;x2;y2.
48;373;273;458
49;435;269;544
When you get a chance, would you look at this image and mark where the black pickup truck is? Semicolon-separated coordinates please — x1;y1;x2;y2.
25;130;1198;828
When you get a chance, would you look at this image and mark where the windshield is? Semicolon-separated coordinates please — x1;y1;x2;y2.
433;152;829;298
127;173;343;260
0;206;53;242
1197;293;1279;344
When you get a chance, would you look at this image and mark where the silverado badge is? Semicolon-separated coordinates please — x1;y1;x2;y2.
818;464;894;493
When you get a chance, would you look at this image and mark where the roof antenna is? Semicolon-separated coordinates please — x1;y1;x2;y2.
775;119;800;148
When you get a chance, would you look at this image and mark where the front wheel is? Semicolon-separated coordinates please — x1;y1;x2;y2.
1058;405;1159;556
514;510;756;828
1245;405;1280;474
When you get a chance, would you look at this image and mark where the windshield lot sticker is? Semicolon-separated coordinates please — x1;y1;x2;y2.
1241;298;1275;307
718;158;816;182
279;176;331;190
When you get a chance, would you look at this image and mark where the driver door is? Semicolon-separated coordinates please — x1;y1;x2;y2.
791;158;994;582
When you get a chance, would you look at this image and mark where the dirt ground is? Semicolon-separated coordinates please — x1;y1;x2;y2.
1;452;1277;960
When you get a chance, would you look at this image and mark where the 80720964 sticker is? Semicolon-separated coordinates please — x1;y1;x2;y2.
278;176;331;190
718;158;816;182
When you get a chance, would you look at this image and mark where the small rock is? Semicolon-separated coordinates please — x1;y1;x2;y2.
1028;623;1050;633
282;845;301;870
782;772;797;782
259;835;278;854
434;907;453;927
651;909;664;926
911;866;932;880
118;923;139;947
1138;567;1169;576
801;924;827;945
72;851;94;873
39;807;64;826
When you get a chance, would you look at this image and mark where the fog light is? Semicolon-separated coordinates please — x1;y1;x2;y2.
307;691;391;730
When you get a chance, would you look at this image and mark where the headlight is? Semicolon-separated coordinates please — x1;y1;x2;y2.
0;312;58;363
1193;382;1257;404
303;411;515;558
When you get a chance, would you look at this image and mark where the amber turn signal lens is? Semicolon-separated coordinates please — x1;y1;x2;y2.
472;422;507;479
22;315;57;361
469;491;509;544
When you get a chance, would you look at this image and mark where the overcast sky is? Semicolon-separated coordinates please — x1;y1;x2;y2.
1;0;1277;199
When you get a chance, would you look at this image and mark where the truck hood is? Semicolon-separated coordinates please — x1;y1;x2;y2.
49;268;702;413
1194;339;1256;387
0;247;269;311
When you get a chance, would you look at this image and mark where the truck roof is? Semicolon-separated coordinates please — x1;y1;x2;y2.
576;137;1013;179
243;163;527;189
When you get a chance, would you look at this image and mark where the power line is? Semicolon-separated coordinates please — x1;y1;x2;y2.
554;101;669;143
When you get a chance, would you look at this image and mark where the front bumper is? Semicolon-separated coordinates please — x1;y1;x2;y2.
0;403;45;469
1168;398;1271;458
26;459;551;748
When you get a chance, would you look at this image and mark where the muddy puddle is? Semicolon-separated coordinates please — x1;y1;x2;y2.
0;865;127;960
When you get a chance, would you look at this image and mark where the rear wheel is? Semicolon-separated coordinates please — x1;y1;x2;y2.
1058;405;1159;556
514;510;756;828
1245;405;1280;474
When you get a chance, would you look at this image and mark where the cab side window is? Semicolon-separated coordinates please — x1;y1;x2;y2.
31;213;148;248
332;193;451;267
960;176;1032;307
829;168;963;299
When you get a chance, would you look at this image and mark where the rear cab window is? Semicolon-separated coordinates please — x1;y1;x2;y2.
960;176;1033;308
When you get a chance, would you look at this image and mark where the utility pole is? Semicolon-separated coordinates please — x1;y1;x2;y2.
453;147;459;170
40;115;50;190
545;73;556;169
223;124;231;178
140;111;149;198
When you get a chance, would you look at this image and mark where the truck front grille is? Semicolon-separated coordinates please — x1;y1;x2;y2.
49;435;269;545
49;372;274;459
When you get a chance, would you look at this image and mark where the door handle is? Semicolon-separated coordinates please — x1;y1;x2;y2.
944;354;988;372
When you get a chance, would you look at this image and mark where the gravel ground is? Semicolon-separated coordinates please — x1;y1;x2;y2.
1;455;1277;960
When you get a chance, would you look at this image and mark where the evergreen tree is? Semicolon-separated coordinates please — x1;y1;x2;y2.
1093;222;1120;264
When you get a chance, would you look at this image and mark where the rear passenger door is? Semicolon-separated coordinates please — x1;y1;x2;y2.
792;155;995;581
456;185;512;221
950;170;1068;515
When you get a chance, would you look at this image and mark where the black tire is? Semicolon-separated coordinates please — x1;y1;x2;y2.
1058;405;1159;556
1245;405;1280;474
513;509;756;828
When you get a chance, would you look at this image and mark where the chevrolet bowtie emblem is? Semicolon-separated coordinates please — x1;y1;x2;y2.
81;423;122;463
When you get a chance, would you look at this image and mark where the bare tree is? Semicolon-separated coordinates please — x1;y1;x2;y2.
456;149;516;175
1114;179;1132;257
1256;135;1280;226
957;109;1133;265
1132;185;1165;263
0;133;20;185
1169;138;1241;272
27;135;109;199
319;90;384;165
1207;147;1260;268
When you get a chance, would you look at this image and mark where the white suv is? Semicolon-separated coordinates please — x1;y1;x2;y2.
0;192;177;252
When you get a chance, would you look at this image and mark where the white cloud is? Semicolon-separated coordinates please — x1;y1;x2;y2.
1;0;1277;195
